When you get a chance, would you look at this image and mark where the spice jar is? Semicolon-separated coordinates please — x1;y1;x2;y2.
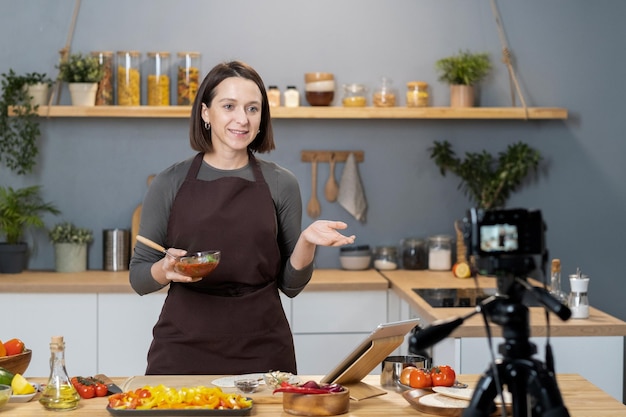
373;77;396;107
401;238;426;270
267;85;280;107
284;86;300;107
147;52;170;106
91;51;113;105
342;83;367;107
116;51;141;105
373;246;398;270
176;52;201;105
406;81;429;107
428;235;452;270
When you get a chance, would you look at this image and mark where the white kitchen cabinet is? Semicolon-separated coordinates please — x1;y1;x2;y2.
0;293;98;377
289;290;388;374
97;293;167;376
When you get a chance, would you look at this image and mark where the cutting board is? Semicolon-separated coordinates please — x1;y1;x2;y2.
120;375;283;404
131;174;155;252
402;387;512;416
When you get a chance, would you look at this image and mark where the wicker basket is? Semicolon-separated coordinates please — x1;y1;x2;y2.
0;349;32;375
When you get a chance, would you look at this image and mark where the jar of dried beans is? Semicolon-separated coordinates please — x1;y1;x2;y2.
116;51;141;105
147;52;170;106
406;81;429;107
91;51;113;105
177;52;201;105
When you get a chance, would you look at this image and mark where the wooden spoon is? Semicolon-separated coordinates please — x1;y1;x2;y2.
324;153;339;202
307;160;321;218
136;235;178;260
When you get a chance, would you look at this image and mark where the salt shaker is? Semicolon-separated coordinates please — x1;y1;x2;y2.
568;270;589;319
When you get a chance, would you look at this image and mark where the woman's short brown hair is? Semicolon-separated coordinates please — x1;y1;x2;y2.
189;61;275;154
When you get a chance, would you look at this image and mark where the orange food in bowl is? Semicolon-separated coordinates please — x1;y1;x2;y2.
174;251;220;278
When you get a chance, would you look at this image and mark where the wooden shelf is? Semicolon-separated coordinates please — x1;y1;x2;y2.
13;105;568;120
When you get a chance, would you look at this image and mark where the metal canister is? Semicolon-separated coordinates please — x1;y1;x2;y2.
103;229;130;271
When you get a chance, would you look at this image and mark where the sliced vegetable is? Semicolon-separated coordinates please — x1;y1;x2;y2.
108;385;252;410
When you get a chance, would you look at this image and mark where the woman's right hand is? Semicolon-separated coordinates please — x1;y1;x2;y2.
152;248;203;284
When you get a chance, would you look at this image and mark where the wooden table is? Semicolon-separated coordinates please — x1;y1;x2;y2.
5;374;625;416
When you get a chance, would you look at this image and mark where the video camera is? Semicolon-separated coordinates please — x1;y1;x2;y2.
464;208;546;278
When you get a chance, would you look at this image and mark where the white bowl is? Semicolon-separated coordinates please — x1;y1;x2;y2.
339;255;371;270
9;383;38;403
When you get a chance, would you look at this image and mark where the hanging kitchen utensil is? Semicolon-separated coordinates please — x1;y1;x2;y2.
324;153;339;202
131;174;155;251
307;158;321;218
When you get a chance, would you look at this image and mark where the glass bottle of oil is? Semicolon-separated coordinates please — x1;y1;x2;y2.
39;335;80;411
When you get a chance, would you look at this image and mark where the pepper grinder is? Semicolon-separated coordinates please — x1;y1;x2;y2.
568;269;590;319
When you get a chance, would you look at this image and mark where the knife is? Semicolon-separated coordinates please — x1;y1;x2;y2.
94;374;123;394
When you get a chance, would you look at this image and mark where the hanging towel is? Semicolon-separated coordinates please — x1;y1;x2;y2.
337;153;367;222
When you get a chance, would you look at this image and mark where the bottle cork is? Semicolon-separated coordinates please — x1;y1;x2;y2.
551;259;561;273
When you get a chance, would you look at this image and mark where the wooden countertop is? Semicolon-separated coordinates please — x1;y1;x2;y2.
5;374;624;416
0;268;388;294
383;269;626;338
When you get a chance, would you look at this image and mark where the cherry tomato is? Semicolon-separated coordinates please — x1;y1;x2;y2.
95;383;108;397
78;384;95;399
431;365;456;387
399;366;418;386
135;388;151;399
409;368;432;388
3;338;25;356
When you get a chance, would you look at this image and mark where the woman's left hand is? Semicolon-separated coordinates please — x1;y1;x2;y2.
302;220;356;247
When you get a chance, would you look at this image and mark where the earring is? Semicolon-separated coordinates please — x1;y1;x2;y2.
257;129;261;135
204;122;211;130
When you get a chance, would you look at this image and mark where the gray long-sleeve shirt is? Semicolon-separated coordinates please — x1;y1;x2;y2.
129;154;313;296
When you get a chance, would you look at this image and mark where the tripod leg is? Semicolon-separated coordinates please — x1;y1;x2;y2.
462;367;499;417
527;360;570;417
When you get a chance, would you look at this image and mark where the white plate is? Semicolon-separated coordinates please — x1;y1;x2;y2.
9;383;39;403
432;386;512;404
211;374;265;388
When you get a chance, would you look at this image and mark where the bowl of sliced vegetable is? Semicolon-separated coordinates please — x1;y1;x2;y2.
275;380;349;416
174;250;220;278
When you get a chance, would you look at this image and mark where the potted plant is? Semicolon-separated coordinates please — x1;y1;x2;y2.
0;185;60;273
57;53;104;106
435;50;492;107
0;70;52;175
48;222;93;273
430;140;542;210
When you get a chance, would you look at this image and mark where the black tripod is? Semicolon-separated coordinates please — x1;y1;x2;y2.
409;273;572;417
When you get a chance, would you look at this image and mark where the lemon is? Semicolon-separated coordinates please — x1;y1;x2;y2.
11;373;35;395
453;262;472;279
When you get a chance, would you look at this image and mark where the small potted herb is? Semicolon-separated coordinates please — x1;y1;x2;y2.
57;53;104;106
435;50;492;107
48;222;94;273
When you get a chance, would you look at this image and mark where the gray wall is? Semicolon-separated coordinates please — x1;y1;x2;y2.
2;1;625;326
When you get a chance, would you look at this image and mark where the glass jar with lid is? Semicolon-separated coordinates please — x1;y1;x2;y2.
373;246;398;270
401;238;426;270
406;81;429;107
147;52;171;106
428;235;452;270
116;51;141;105
342;83;367;107
90;51;114;105
176;52;201;105
373;77;396;107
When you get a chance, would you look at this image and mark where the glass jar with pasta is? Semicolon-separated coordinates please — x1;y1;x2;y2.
147;52;171;106
176;52;201;105
91;51;114;105
116;51;141;106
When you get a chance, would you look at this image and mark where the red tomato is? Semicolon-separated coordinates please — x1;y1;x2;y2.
95;383;108;397
399;366;418;386
431;365;456;387
4;338;25;356
409;368;432;388
78;384;95;399
135;388;151;399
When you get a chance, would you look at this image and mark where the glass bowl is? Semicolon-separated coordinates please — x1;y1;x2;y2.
0;384;12;409
174;250;220;278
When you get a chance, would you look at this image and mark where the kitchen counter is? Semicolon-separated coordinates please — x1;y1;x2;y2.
383;269;626;338
0;268;388;293
5;374;624;416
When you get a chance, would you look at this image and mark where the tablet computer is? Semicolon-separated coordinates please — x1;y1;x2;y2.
320;318;420;386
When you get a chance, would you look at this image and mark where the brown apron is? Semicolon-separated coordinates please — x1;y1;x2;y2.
145;152;296;375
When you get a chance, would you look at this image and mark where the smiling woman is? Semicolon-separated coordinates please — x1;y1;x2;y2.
129;60;356;376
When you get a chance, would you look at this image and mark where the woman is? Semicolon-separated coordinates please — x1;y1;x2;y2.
129;60;355;375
